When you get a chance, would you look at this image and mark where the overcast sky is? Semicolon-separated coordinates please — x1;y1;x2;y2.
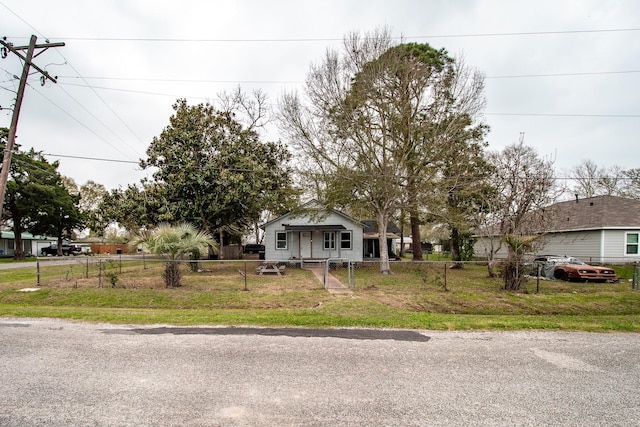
1;0;638;190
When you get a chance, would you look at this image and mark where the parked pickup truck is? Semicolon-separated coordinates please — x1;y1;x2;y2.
40;244;82;256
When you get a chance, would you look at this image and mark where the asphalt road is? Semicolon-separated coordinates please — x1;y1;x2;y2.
1;318;639;426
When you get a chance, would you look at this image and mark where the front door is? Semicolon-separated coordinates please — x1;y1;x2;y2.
300;232;312;258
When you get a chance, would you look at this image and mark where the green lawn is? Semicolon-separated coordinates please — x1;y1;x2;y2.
0;259;638;331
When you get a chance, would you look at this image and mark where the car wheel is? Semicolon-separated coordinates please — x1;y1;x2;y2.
554;269;569;281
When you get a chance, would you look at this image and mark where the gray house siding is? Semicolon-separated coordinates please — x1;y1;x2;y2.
262;207;364;262
539;229;640;264
540;230;602;262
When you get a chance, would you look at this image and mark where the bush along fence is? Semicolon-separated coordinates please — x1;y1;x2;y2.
27;256;640;292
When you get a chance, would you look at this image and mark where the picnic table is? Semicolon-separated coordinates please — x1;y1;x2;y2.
256;263;286;276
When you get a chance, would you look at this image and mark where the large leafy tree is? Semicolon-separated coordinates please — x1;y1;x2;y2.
100;182;167;236
77;180;109;236
427;124;494;265
2;145;60;259
1;129;84;258
29;178;85;254
141;99;295;250
279;29;486;272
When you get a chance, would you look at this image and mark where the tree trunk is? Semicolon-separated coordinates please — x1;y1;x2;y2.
503;250;525;291
12;212;25;260
377;211;392;274
487;260;497;278
410;214;422;261
218;229;224;260
450;227;464;269
163;261;182;287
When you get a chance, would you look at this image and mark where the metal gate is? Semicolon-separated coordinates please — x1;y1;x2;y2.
324;258;354;289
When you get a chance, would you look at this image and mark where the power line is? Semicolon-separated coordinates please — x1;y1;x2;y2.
486;112;640;118
28;84;140;161
54;69;640;84
53;83;145;159
1;2;148;155
59;76;303;84
57;83;640;119
485;70;640;79
43;153;139;164
11;28;640;43
39;152;640;183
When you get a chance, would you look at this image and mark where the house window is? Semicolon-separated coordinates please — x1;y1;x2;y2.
324;232;335;250
276;231;287;250
340;231;352;250
626;233;639;255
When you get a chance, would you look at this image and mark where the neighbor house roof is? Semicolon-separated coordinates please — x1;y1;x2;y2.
361;220;401;239
0;231;51;240
545;195;640;232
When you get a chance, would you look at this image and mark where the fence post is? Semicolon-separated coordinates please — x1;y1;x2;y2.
36;258;40;286
85;257;89;279
633;262;638;291
98;259;102;288
443;262;447;290
349;261;355;289
244;262;248;291
536;263;541;293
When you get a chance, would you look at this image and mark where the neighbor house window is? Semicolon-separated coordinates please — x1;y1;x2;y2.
276;231;287;250
324;232;335;250
626;233;639;255
340;231;352;250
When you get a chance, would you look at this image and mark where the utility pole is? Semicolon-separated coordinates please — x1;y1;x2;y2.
0;35;65;216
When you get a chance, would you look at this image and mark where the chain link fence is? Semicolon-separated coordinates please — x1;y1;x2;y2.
26;255;640;291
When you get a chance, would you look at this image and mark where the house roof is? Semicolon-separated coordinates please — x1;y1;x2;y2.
284;224;347;231
545;195;640;232
261;200;365;229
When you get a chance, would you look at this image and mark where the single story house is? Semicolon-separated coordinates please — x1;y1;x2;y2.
475;195;640;264
261;202;404;263
0;231;55;257
262;201;365;262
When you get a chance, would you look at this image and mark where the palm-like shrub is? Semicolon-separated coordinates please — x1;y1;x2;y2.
133;223;217;287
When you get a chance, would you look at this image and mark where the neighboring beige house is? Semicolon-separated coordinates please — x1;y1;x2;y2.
475;195;640;264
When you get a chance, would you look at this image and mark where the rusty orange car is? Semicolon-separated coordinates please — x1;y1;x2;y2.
534;255;617;282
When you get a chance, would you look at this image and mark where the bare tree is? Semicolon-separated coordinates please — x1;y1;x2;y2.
478;134;559;289
622;168;640;199
279;28;487;272
569;159;629;199
279;28;399;274
569;159;600;198
216;86;271;131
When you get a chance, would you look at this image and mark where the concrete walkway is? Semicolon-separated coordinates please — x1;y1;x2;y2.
303;265;351;293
